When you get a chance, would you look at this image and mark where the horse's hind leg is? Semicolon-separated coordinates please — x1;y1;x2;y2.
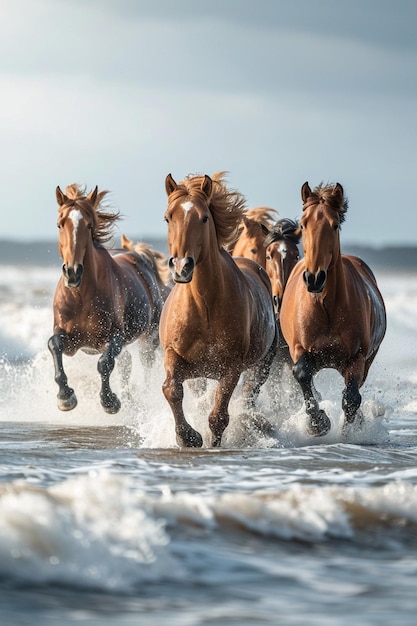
47;332;77;411
293;352;331;437
98;336;123;414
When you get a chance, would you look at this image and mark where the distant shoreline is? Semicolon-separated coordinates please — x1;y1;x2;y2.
0;238;416;271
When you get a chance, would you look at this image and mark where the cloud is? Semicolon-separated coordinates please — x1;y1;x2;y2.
0;0;416;245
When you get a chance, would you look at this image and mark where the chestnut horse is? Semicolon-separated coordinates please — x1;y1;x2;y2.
160;172;277;448
48;184;167;413
229;206;279;267
280;182;386;436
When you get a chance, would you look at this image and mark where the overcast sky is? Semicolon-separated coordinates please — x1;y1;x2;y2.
1;0;416;246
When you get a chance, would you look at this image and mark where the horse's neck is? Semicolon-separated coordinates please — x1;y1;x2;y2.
188;248;230;303
322;254;350;306
82;244;111;290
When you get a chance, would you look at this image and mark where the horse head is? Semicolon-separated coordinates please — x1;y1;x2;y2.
55;184;115;288
264;218;300;312
300;181;347;293
164;173;214;283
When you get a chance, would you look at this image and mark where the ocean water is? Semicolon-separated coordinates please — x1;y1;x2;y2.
0;255;417;625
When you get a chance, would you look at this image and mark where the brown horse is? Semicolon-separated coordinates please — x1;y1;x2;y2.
48;184;167;414
280;182;386;436
229;206;279;267
263;219;302;382
264;218;301;314
159;172;277;448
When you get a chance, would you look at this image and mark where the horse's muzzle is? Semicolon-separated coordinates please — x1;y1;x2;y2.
63;263;83;288
169;257;195;283
303;269;327;293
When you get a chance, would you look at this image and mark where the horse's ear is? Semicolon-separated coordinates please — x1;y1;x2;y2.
87;186;98;206
334;183;344;199
201;175;213;200
56;186;67;207
261;223;270;237
301;182;311;204
120;233;132;250
165;174;177;196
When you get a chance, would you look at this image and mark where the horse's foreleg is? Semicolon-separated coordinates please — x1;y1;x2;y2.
162;354;203;448
209;371;240;447
293;352;331;437
98;336;123;414
342;357;364;427
47;332;77;411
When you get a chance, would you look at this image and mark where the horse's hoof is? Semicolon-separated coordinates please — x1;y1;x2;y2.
211;435;222;447
307;410;331;437
101;394;121;414
58;392;77;411
342;411;364;434
176;427;203;448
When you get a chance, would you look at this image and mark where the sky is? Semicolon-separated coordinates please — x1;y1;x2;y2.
0;0;416;247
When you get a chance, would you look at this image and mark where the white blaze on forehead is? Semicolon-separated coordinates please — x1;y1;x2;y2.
181;201;194;214
69;209;83;247
278;242;287;259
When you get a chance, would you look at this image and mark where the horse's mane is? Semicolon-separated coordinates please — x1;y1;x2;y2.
63;183;120;245
171;171;246;247
120;235;171;287
244;206;279;227
264;218;301;247
228;206;279;251
306;183;348;225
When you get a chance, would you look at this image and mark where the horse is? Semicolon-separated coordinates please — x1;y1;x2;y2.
228;206;279;267
48;184;167;414
279;182;387;436
159;172;278;448
263;218;302;381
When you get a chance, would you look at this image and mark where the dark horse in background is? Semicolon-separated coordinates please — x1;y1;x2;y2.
48;184;168;414
280;182;386;436
159;172;277;448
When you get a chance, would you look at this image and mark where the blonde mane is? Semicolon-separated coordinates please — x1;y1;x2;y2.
170;171;247;247
62;183;120;245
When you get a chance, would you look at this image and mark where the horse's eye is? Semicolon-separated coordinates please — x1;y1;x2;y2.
250;248;257;255
164;217;169;223
202;216;209;223
333;223;339;231
266;255;271;261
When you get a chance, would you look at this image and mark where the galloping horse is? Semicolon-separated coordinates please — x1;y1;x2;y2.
280;182;386;436
264;218;301;314
264;219;301;376
48;184;167;413
229;206;279;267
160;172;277;448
